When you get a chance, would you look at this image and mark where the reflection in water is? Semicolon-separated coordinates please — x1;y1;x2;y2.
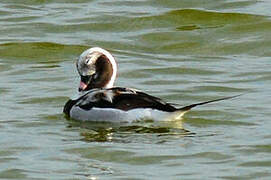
66;118;194;142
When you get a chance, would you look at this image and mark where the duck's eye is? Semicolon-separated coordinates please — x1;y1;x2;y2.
85;59;90;64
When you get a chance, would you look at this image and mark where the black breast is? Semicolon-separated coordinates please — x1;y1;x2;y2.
63;99;77;117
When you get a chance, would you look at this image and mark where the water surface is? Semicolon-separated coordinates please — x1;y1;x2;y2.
0;0;271;179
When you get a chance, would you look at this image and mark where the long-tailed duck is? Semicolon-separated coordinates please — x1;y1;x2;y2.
64;47;238;122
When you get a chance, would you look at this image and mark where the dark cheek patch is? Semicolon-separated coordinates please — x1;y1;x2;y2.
87;55;113;89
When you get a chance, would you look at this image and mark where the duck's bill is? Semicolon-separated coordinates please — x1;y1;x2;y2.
79;81;88;91
78;75;92;91
78;68;96;91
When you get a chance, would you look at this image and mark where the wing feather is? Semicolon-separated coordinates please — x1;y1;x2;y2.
75;87;177;112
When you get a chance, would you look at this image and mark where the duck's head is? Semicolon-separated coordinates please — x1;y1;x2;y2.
76;47;117;92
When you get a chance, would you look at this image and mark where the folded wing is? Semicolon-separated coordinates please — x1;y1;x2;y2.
76;87;178;112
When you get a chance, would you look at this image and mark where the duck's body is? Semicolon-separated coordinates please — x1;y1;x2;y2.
64;87;187;122
64;47;237;122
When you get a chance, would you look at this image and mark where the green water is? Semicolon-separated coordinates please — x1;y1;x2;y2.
1;0;271;179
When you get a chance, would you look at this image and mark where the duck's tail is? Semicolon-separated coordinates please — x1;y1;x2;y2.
172;94;242;119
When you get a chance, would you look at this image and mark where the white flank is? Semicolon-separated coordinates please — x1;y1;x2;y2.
70;107;187;122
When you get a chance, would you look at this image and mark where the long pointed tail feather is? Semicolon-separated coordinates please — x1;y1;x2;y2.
178;94;242;112
172;94;242;120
